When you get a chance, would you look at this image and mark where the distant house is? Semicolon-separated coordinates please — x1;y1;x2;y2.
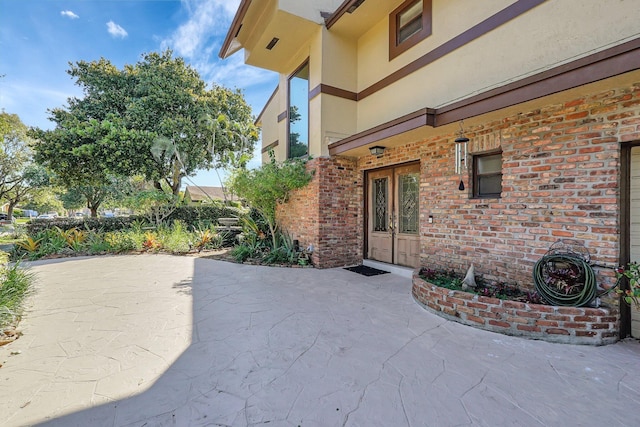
183;186;236;205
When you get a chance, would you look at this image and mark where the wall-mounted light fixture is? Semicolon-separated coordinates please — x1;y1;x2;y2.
455;121;469;190
369;145;386;156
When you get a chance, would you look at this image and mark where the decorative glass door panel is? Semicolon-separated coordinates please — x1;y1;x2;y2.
368;170;393;264
367;164;420;268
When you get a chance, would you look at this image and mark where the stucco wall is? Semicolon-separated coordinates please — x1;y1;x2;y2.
356;0;640;130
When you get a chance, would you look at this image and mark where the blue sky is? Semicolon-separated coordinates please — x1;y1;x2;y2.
0;0;278;187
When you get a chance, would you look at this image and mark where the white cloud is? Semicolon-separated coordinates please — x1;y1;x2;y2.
106;21;128;39
161;1;273;89
207;54;274;90
162;0;239;58
61;10;79;19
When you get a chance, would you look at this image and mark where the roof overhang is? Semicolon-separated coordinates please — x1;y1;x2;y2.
219;0;253;59
219;0;338;73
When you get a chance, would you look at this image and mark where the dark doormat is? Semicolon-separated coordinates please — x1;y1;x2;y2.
344;265;390;277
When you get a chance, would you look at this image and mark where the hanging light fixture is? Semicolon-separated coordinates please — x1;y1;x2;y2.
455;121;469;190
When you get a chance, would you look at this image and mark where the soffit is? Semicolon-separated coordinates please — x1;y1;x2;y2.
244;10;320;73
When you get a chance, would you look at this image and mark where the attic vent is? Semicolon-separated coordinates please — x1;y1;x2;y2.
266;37;279;50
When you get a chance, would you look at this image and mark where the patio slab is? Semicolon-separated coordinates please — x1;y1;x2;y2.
0;254;638;426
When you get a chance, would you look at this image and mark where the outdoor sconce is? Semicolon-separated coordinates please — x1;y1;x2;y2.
369;145;386;156
455;121;469;190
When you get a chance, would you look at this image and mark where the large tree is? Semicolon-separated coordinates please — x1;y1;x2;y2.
2;165;50;218
32;50;258;195
1;112;32;204
0;112;46;217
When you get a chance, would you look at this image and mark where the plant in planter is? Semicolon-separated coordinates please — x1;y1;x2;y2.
616;261;640;309
418;267;543;304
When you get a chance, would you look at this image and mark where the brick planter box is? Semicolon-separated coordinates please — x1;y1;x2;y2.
412;271;619;345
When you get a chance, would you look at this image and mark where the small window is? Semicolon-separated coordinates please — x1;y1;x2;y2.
389;0;432;60
473;152;502;198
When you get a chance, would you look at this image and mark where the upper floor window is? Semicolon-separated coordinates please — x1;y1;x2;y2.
473;151;502;198
288;61;309;158
389;0;432;60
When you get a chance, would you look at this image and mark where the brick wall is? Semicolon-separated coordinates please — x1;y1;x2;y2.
277;156;362;268
276;81;639;297
360;82;639;297
413;273;619;345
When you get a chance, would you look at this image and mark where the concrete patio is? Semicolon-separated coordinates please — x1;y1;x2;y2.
1;254;639;426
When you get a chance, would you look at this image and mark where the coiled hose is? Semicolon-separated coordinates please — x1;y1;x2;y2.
533;254;597;307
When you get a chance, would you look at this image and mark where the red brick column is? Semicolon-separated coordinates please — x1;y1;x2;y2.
277;156;363;268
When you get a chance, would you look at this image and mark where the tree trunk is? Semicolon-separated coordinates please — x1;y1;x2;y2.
7;201;16;219
171;161;182;196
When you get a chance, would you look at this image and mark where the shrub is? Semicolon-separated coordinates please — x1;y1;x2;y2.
156;221;192;253
165;205;246;229
104;231;142;252
418;267;542;304
0;259;35;329
26;216;139;235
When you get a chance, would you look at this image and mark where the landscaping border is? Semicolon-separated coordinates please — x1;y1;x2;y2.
412;270;619;345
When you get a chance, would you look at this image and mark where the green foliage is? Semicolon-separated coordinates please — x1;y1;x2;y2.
15;236;42;253
157;220;191;253
165;204;245;229
1;112;32;201
12;212;236;260
616;262;640;309
418;268;542;303
31;50;259;196
228;151;313;248
25;216;138;235
0;260;35;329
104;231;142;253
193;228;224;252
126;190;179;226
86;233;110;254
231;245;256;263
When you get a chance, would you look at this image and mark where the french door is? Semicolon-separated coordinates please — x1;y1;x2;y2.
367;164;420;268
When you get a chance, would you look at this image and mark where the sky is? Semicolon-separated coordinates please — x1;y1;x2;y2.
0;0;279;187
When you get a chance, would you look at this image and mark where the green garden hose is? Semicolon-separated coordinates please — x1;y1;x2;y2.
533;254;597;307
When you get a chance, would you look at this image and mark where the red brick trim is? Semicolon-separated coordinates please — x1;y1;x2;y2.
412;272;619;345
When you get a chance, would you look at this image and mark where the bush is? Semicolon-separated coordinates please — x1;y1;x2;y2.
26;216;140;235
104;231;142;252
418;267;542;304
0;259;34;329
165;205;246;229
157;221;192;253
